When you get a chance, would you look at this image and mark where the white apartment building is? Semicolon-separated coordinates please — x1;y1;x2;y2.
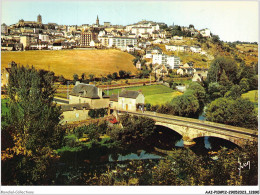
39;34;49;42
152;54;180;69
108;37;137;49
126;21;160;35
166;56;181;69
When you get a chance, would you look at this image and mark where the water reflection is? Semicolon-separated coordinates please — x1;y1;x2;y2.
108;125;239;162
109;150;162;162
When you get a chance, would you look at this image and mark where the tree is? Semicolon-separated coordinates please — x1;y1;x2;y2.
85;123;100;141
186;82;206;108
119;70;126;78
207;57;238;84
211;35;220;44
107;74;112;80
73;73;79;83
7;64;63;151
126;71;131;78
170;94;200;117
224;85;241;99
189;24;194;29
207;82;223;101
112;72;118;80
110;114;156;148
206;97;257;129
101;76;107;83
3;64;65;184
58;75;66;84
81;73;86;81
239;78;250;93
89;74;95;82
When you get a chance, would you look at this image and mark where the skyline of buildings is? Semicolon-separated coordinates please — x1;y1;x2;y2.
2;1;258;42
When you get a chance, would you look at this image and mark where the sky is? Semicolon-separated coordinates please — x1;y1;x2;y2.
1;0;258;42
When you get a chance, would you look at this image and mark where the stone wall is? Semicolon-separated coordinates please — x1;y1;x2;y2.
61;109;89;124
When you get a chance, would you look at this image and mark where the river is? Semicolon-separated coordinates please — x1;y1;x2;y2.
109;112;239;161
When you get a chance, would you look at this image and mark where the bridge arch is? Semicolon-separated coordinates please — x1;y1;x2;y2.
193;136;241;149
190;133;244;147
155;122;185;137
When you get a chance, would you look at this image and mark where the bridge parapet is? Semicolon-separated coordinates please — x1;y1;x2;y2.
113;109;257;147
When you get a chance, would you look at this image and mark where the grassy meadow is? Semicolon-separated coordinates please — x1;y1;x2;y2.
1;49;137;80
241;90;258;112
105;85;182;105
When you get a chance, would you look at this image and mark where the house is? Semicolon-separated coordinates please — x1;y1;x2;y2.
136;60;142;69
109;90;145;112
52;42;62;50
172;36;183;40
190;46;202;53
90;40;101;47
192;70;208;82
200;28;211;38
69;83;110;109
60;103;91;123
126;45;135;53
177;68;195;75
154;64;169;78
1;43;15;51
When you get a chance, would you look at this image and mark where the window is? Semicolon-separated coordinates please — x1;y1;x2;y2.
76;113;79;118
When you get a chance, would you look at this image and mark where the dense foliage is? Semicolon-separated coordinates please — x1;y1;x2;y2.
88;108;108;118
205;97;257;129
108;114;156;149
2;63;65;185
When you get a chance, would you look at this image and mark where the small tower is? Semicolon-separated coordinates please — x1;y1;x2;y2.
37;14;42;24
96;15;99;26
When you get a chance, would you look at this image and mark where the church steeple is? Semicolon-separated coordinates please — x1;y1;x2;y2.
96;15;99;26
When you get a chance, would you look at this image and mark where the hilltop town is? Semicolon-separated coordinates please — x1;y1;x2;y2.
1;13;258;187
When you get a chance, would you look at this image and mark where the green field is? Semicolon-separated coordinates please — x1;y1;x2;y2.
145;91;182;105
105;85;182;105
241;90;258;112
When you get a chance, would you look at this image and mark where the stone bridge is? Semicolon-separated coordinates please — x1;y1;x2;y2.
114;110;258;147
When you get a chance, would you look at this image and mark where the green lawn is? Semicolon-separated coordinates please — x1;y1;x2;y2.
145;91;183;105
105;85;174;96
241;90;258;112
105;85;182;105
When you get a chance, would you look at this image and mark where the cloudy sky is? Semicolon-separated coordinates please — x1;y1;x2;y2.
1;0;258;42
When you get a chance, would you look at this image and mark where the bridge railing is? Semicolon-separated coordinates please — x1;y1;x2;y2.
112;109;258;137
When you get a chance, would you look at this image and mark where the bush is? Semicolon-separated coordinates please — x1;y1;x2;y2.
150;105;159;112
89;108;108;118
145;103;151;111
206;97;257;129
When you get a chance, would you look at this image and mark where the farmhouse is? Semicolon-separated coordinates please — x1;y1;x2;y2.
109;90;145;112
60;103;91;123
69;83;110;109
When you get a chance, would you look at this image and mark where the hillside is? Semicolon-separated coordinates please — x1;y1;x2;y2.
153;37;258;68
1;49;137;79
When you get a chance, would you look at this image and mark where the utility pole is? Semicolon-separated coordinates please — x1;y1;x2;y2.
67;81;70;99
